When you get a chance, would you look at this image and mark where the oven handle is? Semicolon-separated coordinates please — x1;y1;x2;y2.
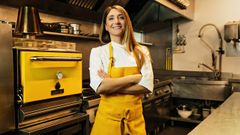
30;56;82;61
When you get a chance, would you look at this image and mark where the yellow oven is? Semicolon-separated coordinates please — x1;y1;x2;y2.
19;50;82;103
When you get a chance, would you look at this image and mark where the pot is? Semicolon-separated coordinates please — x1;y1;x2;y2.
69;23;81;35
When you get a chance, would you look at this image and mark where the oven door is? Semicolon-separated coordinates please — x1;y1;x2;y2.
19;50;82;103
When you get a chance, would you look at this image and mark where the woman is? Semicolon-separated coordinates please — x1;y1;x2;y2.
89;5;153;135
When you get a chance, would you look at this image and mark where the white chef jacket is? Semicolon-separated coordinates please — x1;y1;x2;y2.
89;41;153;92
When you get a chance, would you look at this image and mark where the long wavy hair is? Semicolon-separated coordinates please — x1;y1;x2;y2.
99;5;146;68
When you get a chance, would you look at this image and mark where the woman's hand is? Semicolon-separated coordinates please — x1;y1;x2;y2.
96;69;146;95
98;68;141;83
97;69;110;79
126;74;142;84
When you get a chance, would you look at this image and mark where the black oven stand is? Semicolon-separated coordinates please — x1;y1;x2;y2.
17;113;89;135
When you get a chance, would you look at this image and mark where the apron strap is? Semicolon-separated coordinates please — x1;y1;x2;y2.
108;42;114;76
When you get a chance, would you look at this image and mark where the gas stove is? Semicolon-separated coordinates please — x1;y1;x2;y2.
143;79;173;135
143;79;172;104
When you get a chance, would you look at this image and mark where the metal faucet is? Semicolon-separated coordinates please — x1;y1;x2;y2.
198;63;215;72
198;23;224;80
198;63;220;80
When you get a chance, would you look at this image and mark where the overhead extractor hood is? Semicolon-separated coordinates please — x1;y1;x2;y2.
125;0;179;32
0;0;194;32
124;0;194;32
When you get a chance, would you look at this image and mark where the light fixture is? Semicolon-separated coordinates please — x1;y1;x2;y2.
15;6;43;39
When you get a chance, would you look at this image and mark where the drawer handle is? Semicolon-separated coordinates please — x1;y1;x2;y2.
30;56;82;61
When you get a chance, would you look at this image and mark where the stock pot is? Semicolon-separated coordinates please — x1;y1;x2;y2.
69;23;81;34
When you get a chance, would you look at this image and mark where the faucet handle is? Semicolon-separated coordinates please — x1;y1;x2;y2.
214;71;221;80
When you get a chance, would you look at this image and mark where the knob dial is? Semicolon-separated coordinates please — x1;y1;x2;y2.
145;93;151;99
155;90;161;95
56;71;63;80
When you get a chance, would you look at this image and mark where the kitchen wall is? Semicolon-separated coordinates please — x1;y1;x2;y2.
145;28;172;70
172;0;240;75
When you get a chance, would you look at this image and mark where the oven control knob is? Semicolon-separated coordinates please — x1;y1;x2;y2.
145;93;151;99
155;90;161;95
56;71;63;80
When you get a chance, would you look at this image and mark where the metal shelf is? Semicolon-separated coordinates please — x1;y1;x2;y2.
168;115;202;124
43;31;99;40
167;109;203;124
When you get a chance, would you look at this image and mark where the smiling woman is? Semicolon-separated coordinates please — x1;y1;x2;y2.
104;9;126;39
89;5;154;135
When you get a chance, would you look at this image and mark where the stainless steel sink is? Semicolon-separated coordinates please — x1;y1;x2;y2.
172;78;232;101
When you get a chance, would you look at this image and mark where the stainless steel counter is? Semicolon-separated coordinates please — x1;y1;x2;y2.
172;78;231;101
188;92;240;135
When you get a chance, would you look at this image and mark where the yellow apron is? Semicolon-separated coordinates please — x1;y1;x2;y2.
90;43;146;135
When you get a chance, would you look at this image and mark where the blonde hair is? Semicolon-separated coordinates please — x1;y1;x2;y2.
99;5;145;68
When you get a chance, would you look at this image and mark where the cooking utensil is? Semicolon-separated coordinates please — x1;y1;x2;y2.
69;23;81;35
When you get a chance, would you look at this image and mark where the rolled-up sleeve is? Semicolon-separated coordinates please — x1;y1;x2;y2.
89;48;104;91
138;46;154;92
